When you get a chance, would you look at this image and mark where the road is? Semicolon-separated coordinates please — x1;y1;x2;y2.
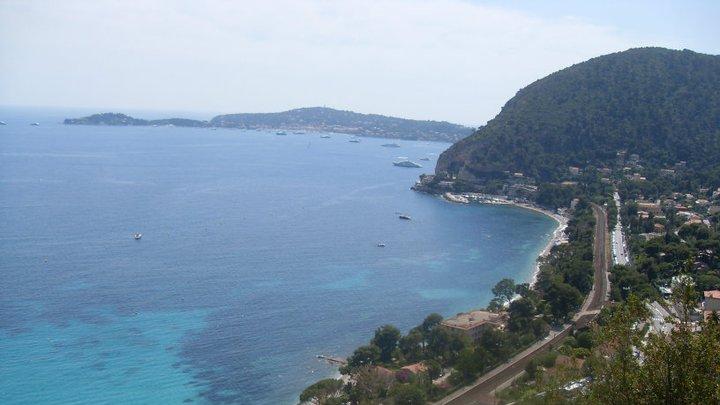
436;204;610;405
611;192;629;265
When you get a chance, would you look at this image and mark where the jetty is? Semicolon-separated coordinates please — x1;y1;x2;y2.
316;355;347;366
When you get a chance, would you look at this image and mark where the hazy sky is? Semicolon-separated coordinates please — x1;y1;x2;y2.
1;0;718;125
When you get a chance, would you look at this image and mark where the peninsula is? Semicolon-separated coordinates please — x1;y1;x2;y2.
64;107;473;142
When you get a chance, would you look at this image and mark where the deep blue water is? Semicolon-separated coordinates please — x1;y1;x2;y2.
0;107;556;404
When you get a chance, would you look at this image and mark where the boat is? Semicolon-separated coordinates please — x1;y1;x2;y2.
419;157;430;161
320;135;331;139
30;122;40;126
133;233;143;240
349;137;360;143
399;214;411;220
293;131;306;134
393;160;422;168
275;131;287;135
377;242;386;247
381;143;401;148
0;121;6;125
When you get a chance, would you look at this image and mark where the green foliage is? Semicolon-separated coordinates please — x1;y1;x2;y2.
492;278;517;304
299;378;343;404
372;325;402;363
437;48;720;188
390;383;427;405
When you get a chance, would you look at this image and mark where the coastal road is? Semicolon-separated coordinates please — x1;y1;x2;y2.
611;192;629;265
435;204;610;405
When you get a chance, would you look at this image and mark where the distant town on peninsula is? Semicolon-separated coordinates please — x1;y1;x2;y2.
63;107;473;142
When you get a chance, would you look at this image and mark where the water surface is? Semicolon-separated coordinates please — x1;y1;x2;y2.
0;107;556;404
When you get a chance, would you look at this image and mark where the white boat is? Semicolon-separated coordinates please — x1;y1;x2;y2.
377;242;386;247
275;131;287;135
0;121;7;125
419;157;430;161
349;137;360;143
393;160;422;168
133;233;143;240
381;143;400;148
320;135;331;139
30;122;40;126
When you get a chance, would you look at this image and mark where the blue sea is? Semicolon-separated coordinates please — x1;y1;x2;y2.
0;107;556;404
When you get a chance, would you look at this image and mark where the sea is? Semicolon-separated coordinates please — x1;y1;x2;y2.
0;107;557;404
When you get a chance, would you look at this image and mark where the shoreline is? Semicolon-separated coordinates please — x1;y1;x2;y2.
441;192;568;288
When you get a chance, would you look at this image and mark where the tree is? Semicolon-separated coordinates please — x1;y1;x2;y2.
299;378;343;405
372;324;401;363
492;278;517;305
390;384;426;405
421;313;443;333
546;280;583;321
399;329;424;362
507;297;535;333
345;344;380;370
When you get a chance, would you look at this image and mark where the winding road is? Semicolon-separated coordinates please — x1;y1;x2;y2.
435;204;610;405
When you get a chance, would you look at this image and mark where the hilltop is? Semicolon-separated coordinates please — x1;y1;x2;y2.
431;48;720;189
64;107;472;142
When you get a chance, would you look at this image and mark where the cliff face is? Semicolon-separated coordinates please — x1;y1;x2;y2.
436;48;720;182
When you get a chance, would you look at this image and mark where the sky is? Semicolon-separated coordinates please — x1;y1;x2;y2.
1;0;718;126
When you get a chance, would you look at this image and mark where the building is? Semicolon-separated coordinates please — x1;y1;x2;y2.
401;362;427;375
568;166;581;176
441;310;506;341
703;290;720;320
637;201;662;215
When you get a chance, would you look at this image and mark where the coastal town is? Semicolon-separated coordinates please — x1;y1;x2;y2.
302;144;720;404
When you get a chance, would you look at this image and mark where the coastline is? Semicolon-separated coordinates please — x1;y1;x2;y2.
441;192;568;287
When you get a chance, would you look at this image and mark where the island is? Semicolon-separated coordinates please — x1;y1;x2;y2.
64;107;473;143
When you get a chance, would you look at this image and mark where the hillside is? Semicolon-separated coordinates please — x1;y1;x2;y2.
65;108;472;142
434;48;720;186
64;113;208;127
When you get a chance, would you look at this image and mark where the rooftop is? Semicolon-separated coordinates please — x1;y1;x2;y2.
704;290;720;300
441;310;504;330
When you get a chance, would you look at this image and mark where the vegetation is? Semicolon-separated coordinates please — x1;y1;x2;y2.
436;48;720;186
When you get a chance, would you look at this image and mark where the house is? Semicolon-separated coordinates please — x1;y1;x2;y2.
637;201;662;215
401;362;427;375
441;310;506;341
568;166;581;176
653;223;665;233
703;290;720;320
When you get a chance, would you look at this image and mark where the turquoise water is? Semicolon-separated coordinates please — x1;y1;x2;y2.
0;107;556;404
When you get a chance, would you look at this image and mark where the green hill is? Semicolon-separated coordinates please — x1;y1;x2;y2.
435;47;720;186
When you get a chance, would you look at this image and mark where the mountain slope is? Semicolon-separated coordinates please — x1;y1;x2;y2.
436;48;720;184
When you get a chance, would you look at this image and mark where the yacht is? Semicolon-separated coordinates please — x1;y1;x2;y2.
419;157;430;161
275;131;287;135
30;122;40;126
381;143;400;148
133;233;143;240
293;131;306;134
349;137;360;143
0;121;7;125
377;242;386;247
393;160;422;168
320;134;331;139
398;214;411;220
